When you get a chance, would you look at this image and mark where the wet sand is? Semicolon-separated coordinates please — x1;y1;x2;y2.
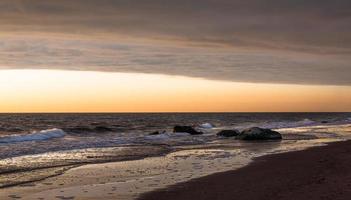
0;138;346;200
139;140;351;200
0;148;253;200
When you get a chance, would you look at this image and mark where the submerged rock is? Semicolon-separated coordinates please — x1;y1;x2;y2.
149;131;161;135
94;126;114;132
173;126;203;135
217;130;240;137
237;127;282;140
149;130;166;135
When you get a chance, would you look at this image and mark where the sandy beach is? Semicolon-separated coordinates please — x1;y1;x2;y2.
0;145;256;200
0;121;350;200
0;139;349;200
140;140;351;200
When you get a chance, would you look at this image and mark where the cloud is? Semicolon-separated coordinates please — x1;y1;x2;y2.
1;0;351;52
0;0;350;85
0;36;350;85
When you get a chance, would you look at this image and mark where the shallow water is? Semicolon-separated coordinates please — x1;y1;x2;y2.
0;113;351;192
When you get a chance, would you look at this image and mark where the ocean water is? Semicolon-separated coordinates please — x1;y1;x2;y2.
0;113;351;189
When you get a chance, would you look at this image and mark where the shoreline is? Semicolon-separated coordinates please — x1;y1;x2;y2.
0;145;253;200
0;140;344;200
139;140;351;200
0;126;349;200
1;121;349;188
0;145;172;189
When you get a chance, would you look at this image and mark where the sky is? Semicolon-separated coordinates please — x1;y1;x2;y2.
0;0;350;112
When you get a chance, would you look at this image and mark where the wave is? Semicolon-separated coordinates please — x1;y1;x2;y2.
199;123;215;129
260;118;316;129
0;129;65;144
0;145;170;188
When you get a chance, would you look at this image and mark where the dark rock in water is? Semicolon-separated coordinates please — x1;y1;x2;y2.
237;127;282;140
217;130;240;137
150;131;161;135
94;126;114;132
321;121;328;124
149;130;166;135
173;126;203;135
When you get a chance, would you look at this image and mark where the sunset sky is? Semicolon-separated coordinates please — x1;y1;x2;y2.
0;0;350;112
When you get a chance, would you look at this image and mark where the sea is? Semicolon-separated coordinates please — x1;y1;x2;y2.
1;113;351;192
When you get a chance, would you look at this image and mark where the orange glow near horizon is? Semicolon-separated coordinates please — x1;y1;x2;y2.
0;69;350;113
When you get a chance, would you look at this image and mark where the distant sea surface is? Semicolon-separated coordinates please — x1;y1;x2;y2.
1;113;351;188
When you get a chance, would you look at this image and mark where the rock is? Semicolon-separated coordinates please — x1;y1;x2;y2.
149;131;160;135
237;127;282;140
149;130;166;135
94;126;113;132
321;121;328;124
173;126;203;135
217;130;240;137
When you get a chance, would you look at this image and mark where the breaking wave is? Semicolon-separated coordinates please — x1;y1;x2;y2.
199;123;215;129
0;128;65;144
260;118;316;129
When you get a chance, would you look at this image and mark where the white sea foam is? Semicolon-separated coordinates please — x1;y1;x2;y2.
199;123;214;129
0;129;66;144
261;119;316;129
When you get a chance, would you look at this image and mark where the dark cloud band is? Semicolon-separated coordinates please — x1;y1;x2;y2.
0;0;350;85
